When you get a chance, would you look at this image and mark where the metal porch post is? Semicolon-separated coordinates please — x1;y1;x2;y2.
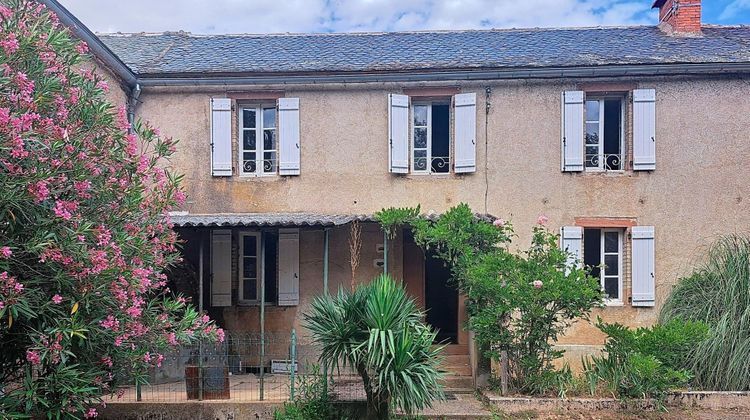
383;230;388;274
322;228;330;394
198;234;204;313
260;231;266;401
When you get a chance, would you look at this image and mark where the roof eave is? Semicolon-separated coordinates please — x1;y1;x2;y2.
40;0;137;89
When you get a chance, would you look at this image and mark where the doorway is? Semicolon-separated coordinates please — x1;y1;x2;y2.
424;252;459;344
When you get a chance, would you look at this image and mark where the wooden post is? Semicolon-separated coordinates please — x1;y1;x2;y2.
500;350;509;396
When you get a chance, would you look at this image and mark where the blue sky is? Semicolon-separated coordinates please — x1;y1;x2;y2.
59;0;749;34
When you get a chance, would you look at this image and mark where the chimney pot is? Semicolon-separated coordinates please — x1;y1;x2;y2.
652;0;702;35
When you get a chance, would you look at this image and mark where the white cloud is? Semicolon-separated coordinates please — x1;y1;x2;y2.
58;0;655;34
720;0;750;20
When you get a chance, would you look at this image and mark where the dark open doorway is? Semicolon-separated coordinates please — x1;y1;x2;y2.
424;251;459;344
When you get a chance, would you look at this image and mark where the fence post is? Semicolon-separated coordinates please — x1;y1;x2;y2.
135;381;141;402
198;340;204;401
290;328;297;400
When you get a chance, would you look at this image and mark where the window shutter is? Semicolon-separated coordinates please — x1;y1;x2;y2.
278;98;301;176
277;228;300;306
453;93;477;173
210;230;232;307
561;91;584;172
560;226;583;270
388;94;409;174
210;98;232;177
633;89;656;171
631;226;656;307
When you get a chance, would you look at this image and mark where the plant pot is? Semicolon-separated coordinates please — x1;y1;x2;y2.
185;365;230;400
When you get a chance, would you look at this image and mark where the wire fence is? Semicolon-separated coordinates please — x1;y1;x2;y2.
108;330;366;403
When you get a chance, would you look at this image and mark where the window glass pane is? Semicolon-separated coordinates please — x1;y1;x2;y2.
414;149;427;171
243;257;257;278
431;104;450;174
243;236;257;256
263;129;276;151
604;277;619;299
585;123;599;145
414;127;427;148
263;151;276;172
604;232;619;253
603;255;619;276
414;106;428;126
585;146;599;168
263;108;276;128
243;109;256;129
586;100;599;121
243;130;256;151
243;279;257;301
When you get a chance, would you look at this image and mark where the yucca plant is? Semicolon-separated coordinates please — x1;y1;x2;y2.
660;235;750;390
304;274;444;419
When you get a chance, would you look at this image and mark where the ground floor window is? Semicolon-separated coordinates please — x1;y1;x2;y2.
238;231;278;304
583;228;623;303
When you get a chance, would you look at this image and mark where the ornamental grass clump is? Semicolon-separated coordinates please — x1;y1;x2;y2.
0;1;221;417
660;234;750;391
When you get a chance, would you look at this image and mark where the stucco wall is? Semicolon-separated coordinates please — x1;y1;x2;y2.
137;76;750;349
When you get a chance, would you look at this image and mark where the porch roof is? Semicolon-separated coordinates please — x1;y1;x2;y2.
170;212;373;227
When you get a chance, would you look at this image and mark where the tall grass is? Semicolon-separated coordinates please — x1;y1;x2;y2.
660;235;750;390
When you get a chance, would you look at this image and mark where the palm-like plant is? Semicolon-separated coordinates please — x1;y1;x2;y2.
304;274;444;419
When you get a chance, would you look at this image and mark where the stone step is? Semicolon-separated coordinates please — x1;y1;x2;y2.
440;354;472;376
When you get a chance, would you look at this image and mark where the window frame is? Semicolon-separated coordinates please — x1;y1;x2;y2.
238;231;261;303
599;228;624;305
584;95;625;173
410;100;451;175
239;104;278;177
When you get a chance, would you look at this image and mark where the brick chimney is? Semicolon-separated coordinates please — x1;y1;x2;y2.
652;0;702;35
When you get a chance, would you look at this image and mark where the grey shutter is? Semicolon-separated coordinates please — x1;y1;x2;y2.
277;229;300;306
560;226;583;271
631;226;655;307
388;94;409;174
453;93;477;173
211;98;232;177
278;98;301;176
561;91;584;172
633;89;656;171
210;230;232;307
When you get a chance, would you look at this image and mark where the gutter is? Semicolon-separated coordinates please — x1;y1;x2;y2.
134;62;750;87
40;0;137;89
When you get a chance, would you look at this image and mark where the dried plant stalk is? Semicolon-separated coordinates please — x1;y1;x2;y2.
349;220;362;289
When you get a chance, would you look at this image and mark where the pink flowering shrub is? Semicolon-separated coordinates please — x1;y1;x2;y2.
0;1;221;417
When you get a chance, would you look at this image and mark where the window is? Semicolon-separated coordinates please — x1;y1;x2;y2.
240;105;277;176
585;98;623;171
412;102;450;174
584;228;623;303
238;231;278;304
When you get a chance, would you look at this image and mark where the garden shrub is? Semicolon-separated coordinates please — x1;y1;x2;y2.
660;234;750;391
376;204;603;395
274;365;333;420
0;2;221;417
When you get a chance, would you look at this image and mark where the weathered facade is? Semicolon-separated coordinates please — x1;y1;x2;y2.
46;0;750;383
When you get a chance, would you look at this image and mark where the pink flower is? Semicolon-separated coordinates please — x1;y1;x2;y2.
536;215;549;225
166;332;178;346
533;280;543;289
27;180;50;202
84;407;98;418
26;350;41;365
216;328;225;343
0;301;4;310
75;42;89;54
0;33;19;54
53;200;78;220
95;80;109;92
143;352;151;363
0;246;11;258
493;218;506;228
52;294;63;304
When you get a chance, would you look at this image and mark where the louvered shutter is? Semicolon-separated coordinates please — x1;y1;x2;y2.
210;230;232;307
388;94;409;174
561;91;584;172
454;93;477;173
633;89;656;171
560;226;583;271
278;229;300;306
211;98;232;177
278;98;301;176
631;226;655;307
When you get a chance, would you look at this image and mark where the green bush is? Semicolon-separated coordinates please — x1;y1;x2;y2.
660;235;750;391
274;365;333;420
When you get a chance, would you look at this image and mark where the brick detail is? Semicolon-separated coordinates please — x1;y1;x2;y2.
656;0;702;34
574;217;637;228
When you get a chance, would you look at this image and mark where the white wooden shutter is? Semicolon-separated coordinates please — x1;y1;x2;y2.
633;89;656;171
210;230;232;307
278;98;301;176
388;94;409;174
561;91;584;172
454;93;477;173
631;226;656;307
560;226;583;271
211;98;232;177
278;228;300;306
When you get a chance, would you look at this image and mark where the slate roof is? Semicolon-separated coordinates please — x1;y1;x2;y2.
97;26;750;76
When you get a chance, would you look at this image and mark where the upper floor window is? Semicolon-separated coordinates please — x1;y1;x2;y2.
412;102;450;174
240;105;277;176
585;98;623;171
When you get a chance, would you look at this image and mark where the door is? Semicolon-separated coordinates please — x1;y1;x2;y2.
424;252;458;344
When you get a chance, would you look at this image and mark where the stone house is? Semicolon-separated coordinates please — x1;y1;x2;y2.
45;0;750;387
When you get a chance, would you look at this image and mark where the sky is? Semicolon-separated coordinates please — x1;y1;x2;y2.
58;0;750;35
